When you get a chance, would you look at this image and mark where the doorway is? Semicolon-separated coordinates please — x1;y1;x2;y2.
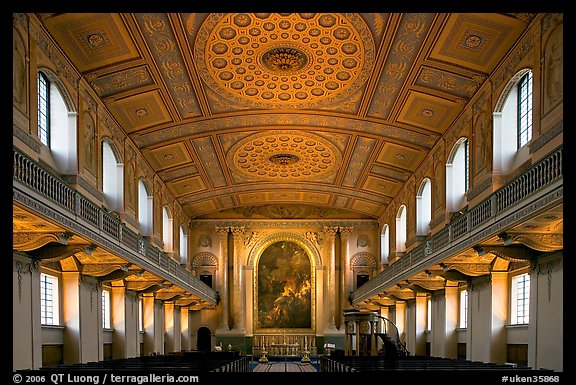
197;327;212;352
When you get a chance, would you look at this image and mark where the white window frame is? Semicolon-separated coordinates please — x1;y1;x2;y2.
138;297;144;332
102;288;111;329
511;273;530;325
40;272;60;326
459;289;468;328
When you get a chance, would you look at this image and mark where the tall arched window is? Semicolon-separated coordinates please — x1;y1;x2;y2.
395;205;407;253
37;69;78;174
493;69;533;175
102;140;124;212
446;138;469;213
380;224;389;265
162;206;173;252
179;225;188;265
138;178;153;236
416;178;432;236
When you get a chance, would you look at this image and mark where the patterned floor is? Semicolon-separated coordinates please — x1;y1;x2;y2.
252;361;317;372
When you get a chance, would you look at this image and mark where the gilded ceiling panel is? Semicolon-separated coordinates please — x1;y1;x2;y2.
226;130;342;182
367;13;435;119
183;199;219;217
429;13;526;73
190;136;228;188
341;136;377;188
157;165;200;182
362;175;402;198
167;176;206;197
108;90;172;133
42;13;140;72
144;142;192;171
375;142;425;172
396;91;461;133
133;114;436;149
91;66;155;98
237;192;268;205
350;199;384;217
31;13;539;219
192;13;375;110
133;13;203;119
415;66;483;99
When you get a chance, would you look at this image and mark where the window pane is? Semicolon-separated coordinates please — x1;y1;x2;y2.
37;73;50;147
517;72;533;148
41;273;56;325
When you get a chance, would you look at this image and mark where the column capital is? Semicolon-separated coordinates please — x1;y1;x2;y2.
339;226;353;239
230;226;246;239
215;226;230;239
323;226;338;239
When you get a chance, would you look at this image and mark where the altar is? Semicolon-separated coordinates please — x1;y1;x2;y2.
253;334;317;356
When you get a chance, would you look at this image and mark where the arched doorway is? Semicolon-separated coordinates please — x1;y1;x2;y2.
197;327;212;352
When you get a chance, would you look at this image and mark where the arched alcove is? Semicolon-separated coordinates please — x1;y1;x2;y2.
249;232;319;334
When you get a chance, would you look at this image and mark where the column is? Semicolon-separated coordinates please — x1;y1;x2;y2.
62;273;101;364
180;307;190;351
414;294;428;356
111;285;139;359
489;272;508;364
13;253;42;370
141;294;157;355
230;227;246;333
433;283;458;358
215;226;229;332
164;302;177;353
323;227;338;333
395;301;406;348
339;227;353;325
378;307;389;350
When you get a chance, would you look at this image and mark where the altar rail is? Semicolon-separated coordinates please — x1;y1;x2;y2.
253;335;317;356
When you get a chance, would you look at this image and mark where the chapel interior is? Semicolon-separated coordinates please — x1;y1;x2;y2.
12;12;564;373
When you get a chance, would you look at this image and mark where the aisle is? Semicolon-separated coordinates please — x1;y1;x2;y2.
252;361;317;372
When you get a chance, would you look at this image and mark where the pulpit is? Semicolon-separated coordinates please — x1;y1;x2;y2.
343;310;379;356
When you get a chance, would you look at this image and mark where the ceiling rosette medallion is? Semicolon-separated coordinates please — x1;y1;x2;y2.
194;13;375;108
227;130;342;181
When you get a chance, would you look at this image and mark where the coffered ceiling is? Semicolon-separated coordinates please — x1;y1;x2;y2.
36;12;535;219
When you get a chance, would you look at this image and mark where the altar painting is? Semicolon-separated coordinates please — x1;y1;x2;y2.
257;241;312;329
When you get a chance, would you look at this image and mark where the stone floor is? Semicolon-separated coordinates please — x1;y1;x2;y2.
252;361;318;372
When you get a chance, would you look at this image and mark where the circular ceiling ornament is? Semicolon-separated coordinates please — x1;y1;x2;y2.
227;130;342;181
261;46;309;73
194;13;375;109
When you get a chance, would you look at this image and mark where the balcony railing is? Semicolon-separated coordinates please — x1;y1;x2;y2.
13;147;217;304
352;145;563;302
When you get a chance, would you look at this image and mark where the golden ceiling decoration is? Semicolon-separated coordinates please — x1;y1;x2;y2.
227;130;342;181
194;13;374;108
30;12;536;218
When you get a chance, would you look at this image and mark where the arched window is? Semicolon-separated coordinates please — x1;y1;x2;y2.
380;224;389;265
162;206;173;252
37;72;50;147
446;138;469;213
138;178;153;236
37;70;78;174
179;225;188;265
395;205;407;253
102;140;123;212
416;178;432;236
493;69;533;175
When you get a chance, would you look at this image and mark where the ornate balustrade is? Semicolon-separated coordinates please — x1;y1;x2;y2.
352;145;563;303
13;147;217;304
